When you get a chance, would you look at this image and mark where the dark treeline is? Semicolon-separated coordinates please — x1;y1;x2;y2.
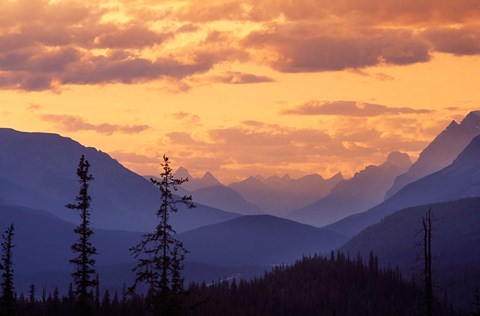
184;253;459;316
10;253;461;316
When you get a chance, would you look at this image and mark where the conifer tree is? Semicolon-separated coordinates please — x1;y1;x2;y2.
422;208;433;316
1;224;16;316
130;154;194;315
28;285;35;306
66;155;97;315
473;288;480;316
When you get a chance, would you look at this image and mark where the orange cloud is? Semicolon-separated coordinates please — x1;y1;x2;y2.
282;100;432;116
172;112;201;125
40;114;150;135
160;115;434;180
213;71;275;84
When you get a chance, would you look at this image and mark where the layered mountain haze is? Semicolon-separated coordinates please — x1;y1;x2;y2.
0;128;239;232
229;173;344;216
179;215;347;266
0;204;265;295
289;152;412;226
148;168;264;215
327;132;480;237
188;185;263;215
385;111;480;199
0;204;140;274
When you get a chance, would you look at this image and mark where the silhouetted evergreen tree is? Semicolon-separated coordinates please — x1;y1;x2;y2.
423;208;433;316
66;155;98;315
27;285;35;307
130;155;194;315
473;288;480;316
101;290;111;316
1;224;15;316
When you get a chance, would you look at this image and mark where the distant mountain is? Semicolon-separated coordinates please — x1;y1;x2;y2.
147;170;264;215
179;215;347;266
289;152;411;226
0;128;239;232
189;185;264;215
385;111;480;199
173;168;223;191
229;173;344;216
326;134;480;237
341;198;480;311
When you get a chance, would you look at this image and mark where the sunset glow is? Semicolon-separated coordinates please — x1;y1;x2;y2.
1;0;480;182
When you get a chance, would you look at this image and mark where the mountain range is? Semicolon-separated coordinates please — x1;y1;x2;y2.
1;110;480;312
229;173;344;216
0;128;239;233
289;151;411;226
385;111;480;199
326;131;480;237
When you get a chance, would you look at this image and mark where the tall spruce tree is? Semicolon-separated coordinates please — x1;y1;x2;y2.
1;224;16;316
422;208;433;316
130;155;194;315
66;155;97;315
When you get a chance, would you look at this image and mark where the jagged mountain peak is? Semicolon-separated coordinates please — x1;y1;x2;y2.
445;120;459;130
328;172;344;182
174;166;192;179
461;110;480;129
200;171;222;185
382;152;412;170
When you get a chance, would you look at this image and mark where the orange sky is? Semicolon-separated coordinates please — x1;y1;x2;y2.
1;0;480;183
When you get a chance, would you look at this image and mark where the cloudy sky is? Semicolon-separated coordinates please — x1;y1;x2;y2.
1;0;479;182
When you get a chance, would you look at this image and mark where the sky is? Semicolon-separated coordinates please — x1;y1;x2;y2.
1;0;480;183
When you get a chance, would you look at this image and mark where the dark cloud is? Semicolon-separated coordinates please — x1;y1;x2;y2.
0;1;234;91
282;100;433;116
93;24;172;49
173;0;480;25
244;26;431;72
40;114;150;135
0;48;227;90
423;26;480;55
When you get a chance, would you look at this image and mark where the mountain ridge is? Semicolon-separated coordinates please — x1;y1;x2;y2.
385;111;480;199
288;151;411;226
326;133;480;237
